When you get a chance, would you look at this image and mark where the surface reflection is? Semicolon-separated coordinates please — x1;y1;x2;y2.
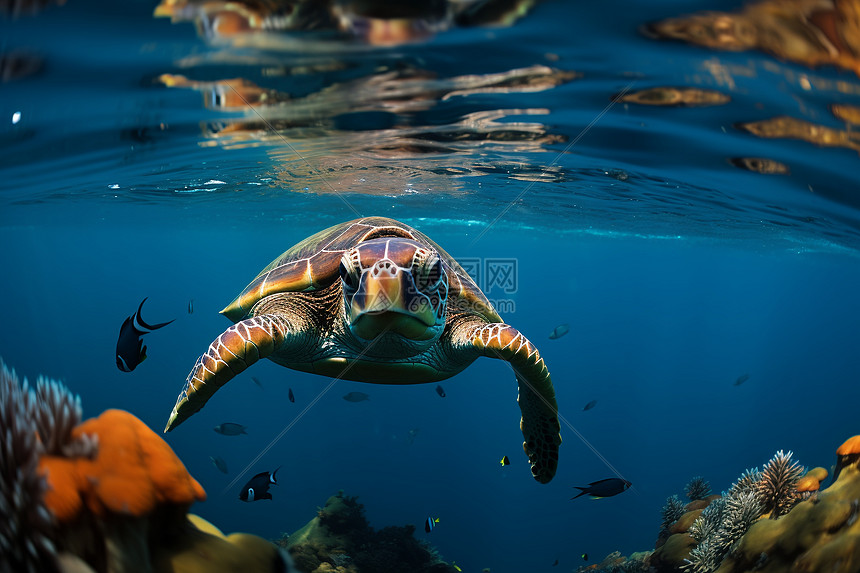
154;0;537;45
159;63;575;192
641;0;860;179
647;0;860;76
152;0;577;194
619;86;730;107
737;115;860;154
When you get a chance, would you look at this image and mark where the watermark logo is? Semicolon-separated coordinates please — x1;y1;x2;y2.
458;257;518;313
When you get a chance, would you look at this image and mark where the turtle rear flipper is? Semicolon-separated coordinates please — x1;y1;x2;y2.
164;314;294;432
458;321;562;483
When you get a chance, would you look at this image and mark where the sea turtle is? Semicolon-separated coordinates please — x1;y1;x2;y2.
164;217;561;483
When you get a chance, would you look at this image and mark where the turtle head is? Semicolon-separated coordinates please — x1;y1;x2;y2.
340;237;448;342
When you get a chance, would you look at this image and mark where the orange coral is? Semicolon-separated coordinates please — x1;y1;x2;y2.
794;475;820;492
836;435;860;456
834;435;860;481
39;409;205;522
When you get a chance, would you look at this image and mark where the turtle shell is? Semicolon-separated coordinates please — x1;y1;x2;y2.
221;216;502;324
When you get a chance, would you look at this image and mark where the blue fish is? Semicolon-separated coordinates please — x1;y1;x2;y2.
115;298;174;372
571;478;632;500
239;467;279;502
549;323;570;339
583;400;598;411
288;388;295;403
424;516;439;533
214;422;247;435
188;299;194;314
343;391;370;402
209;455;228;473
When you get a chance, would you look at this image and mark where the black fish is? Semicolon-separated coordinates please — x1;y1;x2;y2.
251;376;264;389
581;553;588;561
115;298;174;372
553;559;559;566
435;385;446;398
734;373;750;386
188;299;194;314
288;388;295;403
549;323;570;340
343;391;370;402
571;478;632;500
239;467;279;502
425;516;439;533
500;455;510;466
583;400;598;411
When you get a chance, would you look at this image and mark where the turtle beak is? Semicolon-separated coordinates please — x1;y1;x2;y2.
349;267;437;340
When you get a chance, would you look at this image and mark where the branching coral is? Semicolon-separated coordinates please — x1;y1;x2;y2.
682;489;761;573
755;449;804;518
685;477;711;501
688;497;724;542
1;359;68;573
660;495;686;533
31;375;86;457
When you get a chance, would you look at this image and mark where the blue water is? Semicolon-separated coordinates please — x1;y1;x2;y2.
2;0;860;571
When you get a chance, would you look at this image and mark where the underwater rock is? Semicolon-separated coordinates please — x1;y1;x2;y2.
0;357;294;573
280;491;459;573
574;550;651;572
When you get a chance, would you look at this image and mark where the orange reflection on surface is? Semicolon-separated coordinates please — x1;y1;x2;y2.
619;86;731;107
648;0;860;77
737;115;860;154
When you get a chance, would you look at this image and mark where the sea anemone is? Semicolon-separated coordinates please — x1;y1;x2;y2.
685;476;711;501
0;359;60;573
755;450;804;518
661;495;686;532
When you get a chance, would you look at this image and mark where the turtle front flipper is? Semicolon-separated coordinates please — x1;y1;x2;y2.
461;322;562;483
164;314;292;433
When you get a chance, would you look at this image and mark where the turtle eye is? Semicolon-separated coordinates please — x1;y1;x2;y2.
339;260;358;290
425;258;443;287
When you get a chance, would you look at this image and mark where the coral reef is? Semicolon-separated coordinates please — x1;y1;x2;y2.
684;477;711;501
0;357;294;573
715;435;860;573
649;440;860;573
0;360;59;573
574;550;651;572
280;491;459;573
652;450;807;573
